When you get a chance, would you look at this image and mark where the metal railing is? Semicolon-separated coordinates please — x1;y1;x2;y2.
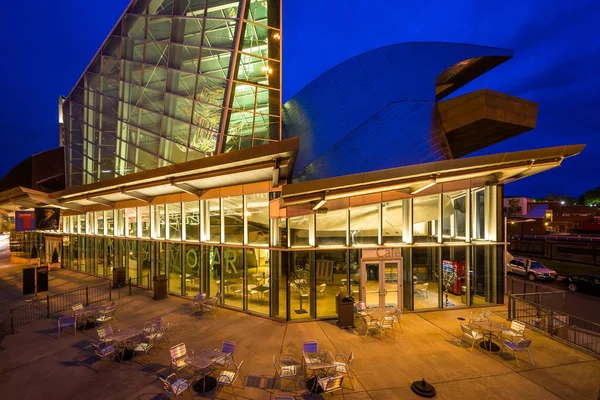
117;275;151;298
47;282;112;316
9;299;47;335
508;292;600;354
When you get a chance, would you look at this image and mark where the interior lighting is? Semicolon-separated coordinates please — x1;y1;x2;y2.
272;32;281;40
261;65;273;75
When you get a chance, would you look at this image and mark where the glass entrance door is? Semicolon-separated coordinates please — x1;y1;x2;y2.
361;259;403;309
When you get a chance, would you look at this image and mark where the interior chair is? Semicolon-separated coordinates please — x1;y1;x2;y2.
160;373;190;398
333;352;355;390
58;316;76;339
273;354;299;392
318;283;327;299
503;339;534;367
469;309;492;324
214;360;245;399
501;320;526;341
417;282;429;298
458;323;484;351
169;343;190;372
317;375;344;397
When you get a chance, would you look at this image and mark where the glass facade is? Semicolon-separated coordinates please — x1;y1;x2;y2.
54;183;504;320
62;0;282;188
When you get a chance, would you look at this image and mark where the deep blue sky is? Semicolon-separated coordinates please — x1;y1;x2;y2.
1;0;598;198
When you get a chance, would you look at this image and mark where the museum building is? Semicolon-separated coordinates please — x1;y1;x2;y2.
0;0;584;321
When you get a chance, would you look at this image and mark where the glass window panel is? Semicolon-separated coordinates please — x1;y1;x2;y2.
246;248;269;315
222;246;243;309
186;148;210;161
160;137;188;163
124;15;146;39
206;245;220;297
166;69;197;97
441;246;467;308
122;39;145;63
101;56;121;80
152;204;166;238
470;245;500;305
168;203;182;240
169;44;200;73
251;115;279;140
240;22;272;58
96;212;105;235
290;251;312;320
135;129;161;155
247;0;268;24
129;0;147;14
443;190;467;242
473;189;485;240
167;243;183;295
255;87;280;115
413;195;439;243
350;204;379;245
199;48;231;78
195;75;226;106
247;193;269;245
189;126;218;154
136;149;158;172
140;206;150;237
203;19;237;49
206;0;239;18
164;93;193;122
161;115;191;144
192;101;222;129
106;210;114;235
138;108;162;134
148;0;174;15
144;41;169;66
316;209;347;247
316;249;346;318
147;17;171;41
289;214;312;247
382;200;403;244
171;17;204;46
125;208;137;237
231;83;256;111
223;196;243;244
413;247;439;310
206;199;220;242
126;240;138;281
142;64;167;91
236;54;278;85
140;87;165;113
184;201;200;241
184;244;201;296
175;0;207;16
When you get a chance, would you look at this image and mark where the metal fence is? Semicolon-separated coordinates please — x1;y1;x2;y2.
508;292;600;355
8;299;48;335
47;282;113;316
117;275;150;298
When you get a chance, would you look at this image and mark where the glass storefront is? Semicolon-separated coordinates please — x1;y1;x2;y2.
52;184;503;320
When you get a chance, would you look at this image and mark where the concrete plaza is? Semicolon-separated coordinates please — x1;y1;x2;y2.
0;267;599;399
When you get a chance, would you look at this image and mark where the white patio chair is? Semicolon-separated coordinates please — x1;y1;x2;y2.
155;321;170;346
91;341;116;362
501;320;526;341
356;301;368;317
317;375;344;396
392;308;404;332
469;308;491;324
333;351;355;390
214;360;245;399
362;315;381;339
95;306;117;326
458;323;484;351
58;316;76;339
273;355;300;392
503;339;534;367
379;316;396;340
160;373;190;398
133;333;156;362
71;303;84;317
169;343;190;372
97;324;114;345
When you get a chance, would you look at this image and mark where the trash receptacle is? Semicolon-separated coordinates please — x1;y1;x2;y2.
337;292;355;328
153;275;168;300
461;285;467;304
112;267;126;288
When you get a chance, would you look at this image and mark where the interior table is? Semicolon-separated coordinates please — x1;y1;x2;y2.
185;348;228;393
474;321;504;352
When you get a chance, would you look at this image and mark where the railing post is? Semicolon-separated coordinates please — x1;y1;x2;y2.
129;278;132;296
508;296;512;320
46;295;51;317
85;286;89;305
549;309;554;336
563;292;566;313
10;310;15;334
109;282;112;300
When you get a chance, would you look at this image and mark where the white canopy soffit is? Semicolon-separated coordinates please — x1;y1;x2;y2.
281;144;585;207
0;138;298;214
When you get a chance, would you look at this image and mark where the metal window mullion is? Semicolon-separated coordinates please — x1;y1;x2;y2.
437;194;443;244
220;198;225;244
377;203;383;246
243;195;249;245
465;189;472;243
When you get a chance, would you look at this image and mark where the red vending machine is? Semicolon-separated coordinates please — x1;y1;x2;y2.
442;260;466;295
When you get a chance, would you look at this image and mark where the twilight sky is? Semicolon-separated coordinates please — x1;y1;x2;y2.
0;0;597;198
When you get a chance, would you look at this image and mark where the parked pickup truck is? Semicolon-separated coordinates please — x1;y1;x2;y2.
506;257;557;281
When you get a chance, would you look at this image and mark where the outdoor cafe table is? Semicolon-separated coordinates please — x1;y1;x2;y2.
304;351;335;393
474;321;505;352
77;303;108;330
111;327;144;361
185;348;228;393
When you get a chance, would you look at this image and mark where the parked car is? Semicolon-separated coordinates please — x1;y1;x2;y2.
561;274;600;295
506;257;557;281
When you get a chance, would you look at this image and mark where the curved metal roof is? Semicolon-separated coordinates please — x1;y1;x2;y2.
282;42;513;182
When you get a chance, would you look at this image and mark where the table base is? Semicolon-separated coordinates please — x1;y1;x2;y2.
306;377;324;394
480;341;500;352
193;376;217;393
117;349;135;361
79;320;96;330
